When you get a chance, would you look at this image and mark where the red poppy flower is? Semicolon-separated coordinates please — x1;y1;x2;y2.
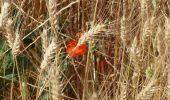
66;32;87;58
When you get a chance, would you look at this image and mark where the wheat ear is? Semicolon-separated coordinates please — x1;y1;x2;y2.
48;0;59;37
130;37;141;88
0;0;11;27
40;40;56;70
4;19;21;56
140;0;152;19
46;1;63;99
50;62;62;99
78;23;106;45
4;19;15;48
136;79;156;100
12;33;21;56
141;17;154;58
120;83;127;100
89;92;98;100
66;23;106;56
164;17;170;98
157;26;165;56
41;29;49;54
120;16;130;47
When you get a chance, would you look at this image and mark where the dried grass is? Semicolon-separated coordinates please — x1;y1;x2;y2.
0;0;170;100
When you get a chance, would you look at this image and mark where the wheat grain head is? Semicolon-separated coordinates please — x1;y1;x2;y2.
12;33;21;56
0;0;11;27
4;19;15;48
40;39;57;70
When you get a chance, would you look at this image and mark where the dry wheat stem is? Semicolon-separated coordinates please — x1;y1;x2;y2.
55;0;79;16
47;1;63;99
22;0;78;41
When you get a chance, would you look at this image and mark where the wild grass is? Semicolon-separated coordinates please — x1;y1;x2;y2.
0;0;170;100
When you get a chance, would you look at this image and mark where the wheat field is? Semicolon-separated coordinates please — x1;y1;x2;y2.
0;0;170;100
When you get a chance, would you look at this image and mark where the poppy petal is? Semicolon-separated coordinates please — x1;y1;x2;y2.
66;40;87;58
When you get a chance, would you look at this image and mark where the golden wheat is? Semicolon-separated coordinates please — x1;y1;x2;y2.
157;26;165;56
120;16;129;47
0;0;11;27
47;0;59;38
41;29;49;54
50;62;62;99
164;17;170;98
40;40;56;70
12;33;21;56
78;23;106;45
4;19;15;48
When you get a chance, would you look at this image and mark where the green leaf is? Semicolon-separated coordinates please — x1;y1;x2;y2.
3;74;17;81
42;92;49;100
63;60;70;71
145;66;154;79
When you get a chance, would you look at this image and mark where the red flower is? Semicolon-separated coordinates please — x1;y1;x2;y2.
66;32;87;58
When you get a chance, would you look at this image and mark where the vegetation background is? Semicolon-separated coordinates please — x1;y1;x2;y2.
0;0;170;100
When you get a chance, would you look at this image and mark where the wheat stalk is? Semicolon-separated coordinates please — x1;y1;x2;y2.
47;1;62;99
0;0;11;27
